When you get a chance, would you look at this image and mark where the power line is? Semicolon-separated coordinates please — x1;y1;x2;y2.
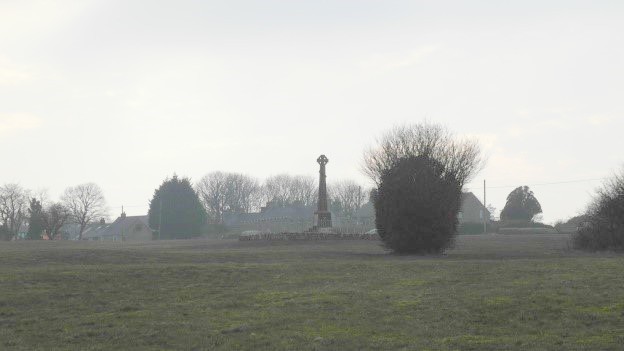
464;177;606;191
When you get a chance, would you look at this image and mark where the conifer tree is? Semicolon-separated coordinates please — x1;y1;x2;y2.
26;198;45;240
148;175;207;239
500;186;542;222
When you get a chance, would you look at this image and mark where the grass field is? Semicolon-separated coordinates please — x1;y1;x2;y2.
1;234;623;350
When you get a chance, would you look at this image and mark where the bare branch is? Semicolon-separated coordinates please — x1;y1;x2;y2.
363;122;484;188
263;174;317;208
62;183;107;240
0;183;30;240
196;172;262;224
329;180;366;217
42;203;71;240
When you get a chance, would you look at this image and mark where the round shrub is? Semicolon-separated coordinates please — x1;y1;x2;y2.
364;123;483;254
375;155;462;254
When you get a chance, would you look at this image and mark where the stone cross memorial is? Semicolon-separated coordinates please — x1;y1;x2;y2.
314;154;332;229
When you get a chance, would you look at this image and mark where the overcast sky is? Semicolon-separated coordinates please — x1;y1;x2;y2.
1;0;623;223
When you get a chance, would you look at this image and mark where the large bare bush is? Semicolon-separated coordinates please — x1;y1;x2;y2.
573;168;624;251
363;123;483;254
363;123;483;188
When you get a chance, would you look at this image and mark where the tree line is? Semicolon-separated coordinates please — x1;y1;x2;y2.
0;183;107;241
5;121;621;252
147;173;372;239
194;172;370;225
1;173;370;240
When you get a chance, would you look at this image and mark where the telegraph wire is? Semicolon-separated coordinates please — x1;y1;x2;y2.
463;177;607;191
114;178;607;209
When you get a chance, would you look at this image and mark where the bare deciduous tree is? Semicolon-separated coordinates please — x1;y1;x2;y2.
263;174;317;207
329;180;366;217
196;172;228;224
62;183;107;240
262;174;291;206
42;203;71;240
0;183;30;240
33;188;50;207
196;172;262;224
363;123;484;188
226;173;262;213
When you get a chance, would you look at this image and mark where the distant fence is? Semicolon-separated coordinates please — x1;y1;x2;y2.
239;231;379;241
228;216;375;236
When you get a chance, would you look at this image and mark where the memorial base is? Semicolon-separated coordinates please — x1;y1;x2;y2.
314;211;332;229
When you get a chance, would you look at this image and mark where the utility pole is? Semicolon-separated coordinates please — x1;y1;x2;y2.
483;180;487;234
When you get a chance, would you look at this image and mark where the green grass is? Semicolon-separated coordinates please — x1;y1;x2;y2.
1;234;623;350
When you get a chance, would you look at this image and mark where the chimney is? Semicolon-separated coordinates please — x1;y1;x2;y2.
99;218;105;225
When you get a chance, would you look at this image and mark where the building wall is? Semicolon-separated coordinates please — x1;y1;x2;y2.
122;229;152;241
118;222;152;241
459;193;489;223
90;219;153;241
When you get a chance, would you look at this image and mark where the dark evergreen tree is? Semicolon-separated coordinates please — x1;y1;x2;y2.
369;188;378;203
375;155;462;254
0;224;10;241
500;186;542;222
26;198;45;240
148;175;207;239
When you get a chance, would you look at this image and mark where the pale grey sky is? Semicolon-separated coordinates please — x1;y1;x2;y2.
1;0;623;223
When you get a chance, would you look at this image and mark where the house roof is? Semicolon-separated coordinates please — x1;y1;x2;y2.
356;192;487;218
460;192;490;216
260;205;314;219
82;215;149;239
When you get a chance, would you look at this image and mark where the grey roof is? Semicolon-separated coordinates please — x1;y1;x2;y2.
260;205;314;219
82;215;150;239
461;192;490;215
355;192;488;219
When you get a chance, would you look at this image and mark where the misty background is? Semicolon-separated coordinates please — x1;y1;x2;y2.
1;0;623;223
